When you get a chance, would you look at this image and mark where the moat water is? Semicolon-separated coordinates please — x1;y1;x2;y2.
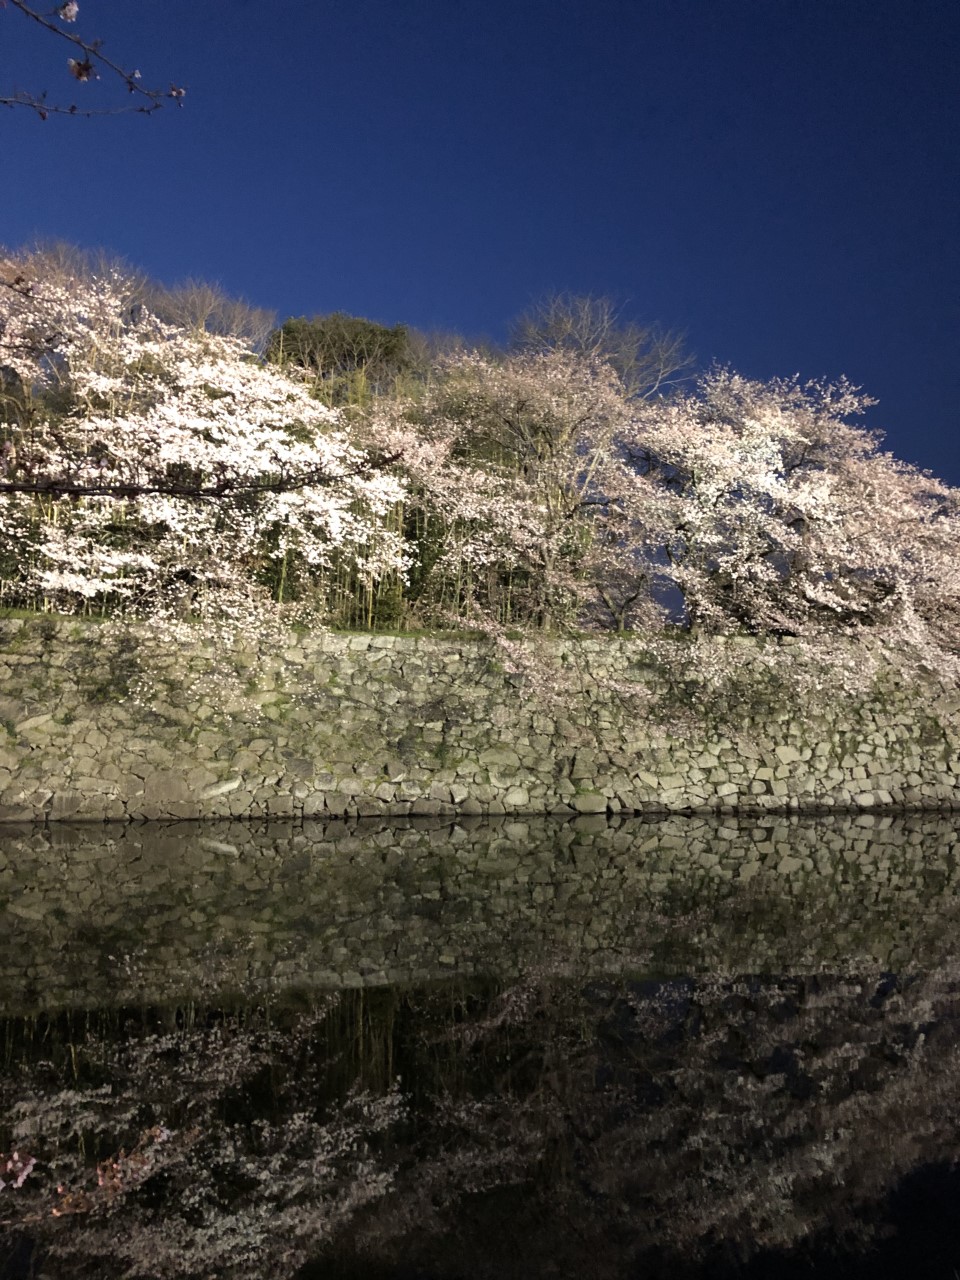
1;814;959;1279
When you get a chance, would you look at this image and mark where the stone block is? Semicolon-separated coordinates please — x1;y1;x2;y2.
478;746;521;768
503;786;530;808
571;792;608;814
49;791;84;820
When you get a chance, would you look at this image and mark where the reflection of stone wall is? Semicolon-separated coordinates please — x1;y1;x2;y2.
0;617;958;822
2;815;959;1012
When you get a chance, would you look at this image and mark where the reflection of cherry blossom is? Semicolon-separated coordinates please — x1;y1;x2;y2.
2;1008;403;1278
0;1149;36;1191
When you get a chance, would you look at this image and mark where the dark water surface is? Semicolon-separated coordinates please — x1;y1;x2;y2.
1;814;959;1278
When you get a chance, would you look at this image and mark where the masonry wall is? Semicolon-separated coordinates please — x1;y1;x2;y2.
0;616;958;822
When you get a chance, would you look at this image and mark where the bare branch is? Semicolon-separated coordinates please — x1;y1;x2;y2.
0;454;403;501
511;293;694;400
1;0;184;119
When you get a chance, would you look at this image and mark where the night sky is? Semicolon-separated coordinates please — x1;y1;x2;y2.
4;0;959;482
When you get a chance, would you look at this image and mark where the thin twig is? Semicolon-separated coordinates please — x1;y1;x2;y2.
1;0;184;118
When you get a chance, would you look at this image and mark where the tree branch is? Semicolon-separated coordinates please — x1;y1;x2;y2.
0;454;403;501
2;0;185;119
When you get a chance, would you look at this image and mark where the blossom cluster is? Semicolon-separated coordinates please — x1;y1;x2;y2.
0;1149;35;1192
0;250;407;622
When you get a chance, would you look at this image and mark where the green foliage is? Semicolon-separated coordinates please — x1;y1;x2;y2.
266;312;415;404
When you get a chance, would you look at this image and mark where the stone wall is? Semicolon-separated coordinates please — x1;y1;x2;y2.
0;616;958;821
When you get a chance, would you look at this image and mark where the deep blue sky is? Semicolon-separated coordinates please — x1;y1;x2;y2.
4;0;959;482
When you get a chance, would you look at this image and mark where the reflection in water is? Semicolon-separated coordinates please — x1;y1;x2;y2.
1;815;960;1278
2;813;960;1009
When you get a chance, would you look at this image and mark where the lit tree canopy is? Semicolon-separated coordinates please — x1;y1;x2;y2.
0;250;406;619
1;246;957;679
623;369;960;647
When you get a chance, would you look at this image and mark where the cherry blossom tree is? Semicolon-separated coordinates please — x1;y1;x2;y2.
357;347;960;685
2;242;957;673
623;369;960;657
0;249;407;620
370;348;667;631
